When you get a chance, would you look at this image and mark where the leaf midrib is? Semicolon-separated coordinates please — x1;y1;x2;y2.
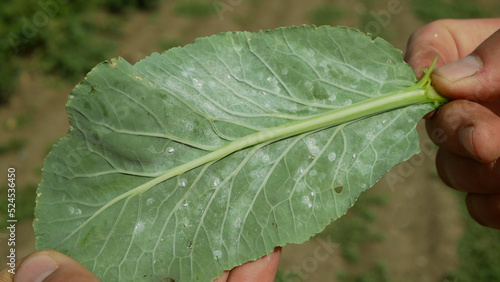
55;84;432;248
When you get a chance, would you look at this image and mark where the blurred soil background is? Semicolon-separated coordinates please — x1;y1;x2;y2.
1;0;500;281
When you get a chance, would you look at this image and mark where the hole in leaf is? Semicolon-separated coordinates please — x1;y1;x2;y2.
334;186;343;194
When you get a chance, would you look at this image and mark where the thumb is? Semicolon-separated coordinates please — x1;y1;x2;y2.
432;28;500;102
0;250;99;282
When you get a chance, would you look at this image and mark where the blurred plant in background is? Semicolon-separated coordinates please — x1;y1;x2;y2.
0;0;160;105
410;0;495;23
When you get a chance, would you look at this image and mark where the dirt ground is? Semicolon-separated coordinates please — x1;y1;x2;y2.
1;0;469;281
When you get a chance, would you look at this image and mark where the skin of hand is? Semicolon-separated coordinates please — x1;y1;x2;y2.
0;248;281;282
405;18;500;229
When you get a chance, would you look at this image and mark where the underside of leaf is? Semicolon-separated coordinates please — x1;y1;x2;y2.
34;26;440;281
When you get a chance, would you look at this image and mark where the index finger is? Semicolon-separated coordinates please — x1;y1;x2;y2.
404;18;500;79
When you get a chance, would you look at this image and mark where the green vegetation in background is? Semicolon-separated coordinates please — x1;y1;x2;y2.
317;191;388;263
309;4;345;26
0;0;160;105
338;262;393;282
158;38;184;52
0;138;28;156
410;0;495;23
356;0;398;42
173;1;215;18
276;191;390;280
445;194;500;281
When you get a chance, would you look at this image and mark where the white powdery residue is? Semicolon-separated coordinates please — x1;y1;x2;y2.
178;178;187;188
233;217;242;229
147;145;158;153
305;138;320;155
213;250;223;260
250;169;267;184
394;130;404;139
234;44;243;52
146;198;155;206
304;81;314;91
328;152;337;162
166;147;175;154
68;206;82;216
180;118;194;131
309;169;318;177
344;99;352;106
328;94;336;102
352;154;356;159
192;78;202;88
281;67;289;75
302;196;313;209
134;221;145;233
212;177;221;187
366;132;375;140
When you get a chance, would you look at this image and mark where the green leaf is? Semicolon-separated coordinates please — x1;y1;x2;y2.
34;26;445;281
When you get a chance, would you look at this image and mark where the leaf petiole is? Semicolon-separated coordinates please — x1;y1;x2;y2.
134;60;448;195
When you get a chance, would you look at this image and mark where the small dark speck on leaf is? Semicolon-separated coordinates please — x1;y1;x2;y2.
334;186;343;194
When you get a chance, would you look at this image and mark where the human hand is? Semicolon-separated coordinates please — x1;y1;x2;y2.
0;248;281;281
405;18;500;229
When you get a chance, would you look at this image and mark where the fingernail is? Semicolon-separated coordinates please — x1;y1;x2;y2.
14;254;58;282
459;125;475;157
435;54;482;82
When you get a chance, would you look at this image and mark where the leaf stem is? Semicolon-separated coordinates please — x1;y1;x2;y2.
135;73;448;194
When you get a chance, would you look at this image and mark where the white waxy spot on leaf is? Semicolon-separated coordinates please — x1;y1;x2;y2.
193;78;202;88
166;147;175;154
134;221;145;233
146;198;155;206
302;196;312;208
213;250;222;260
213;177;220;186
68;206;82;216
328;152;336;162
179;178;187;187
